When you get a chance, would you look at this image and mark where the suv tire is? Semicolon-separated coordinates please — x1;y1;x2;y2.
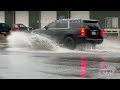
63;37;76;50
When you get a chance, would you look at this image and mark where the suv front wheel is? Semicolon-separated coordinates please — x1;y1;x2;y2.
63;37;76;50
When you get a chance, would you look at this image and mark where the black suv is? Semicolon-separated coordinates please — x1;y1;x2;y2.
32;19;104;49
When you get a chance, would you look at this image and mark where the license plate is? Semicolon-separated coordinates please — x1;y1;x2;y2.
92;32;96;35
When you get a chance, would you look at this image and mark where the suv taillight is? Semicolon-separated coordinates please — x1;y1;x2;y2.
100;29;104;37
80;28;86;36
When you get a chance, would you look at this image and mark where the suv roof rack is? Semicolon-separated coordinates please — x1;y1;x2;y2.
83;19;99;22
57;18;99;21
58;18;82;21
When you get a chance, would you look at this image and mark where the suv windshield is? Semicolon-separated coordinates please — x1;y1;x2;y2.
83;20;101;30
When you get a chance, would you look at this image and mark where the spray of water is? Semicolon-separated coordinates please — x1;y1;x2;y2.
93;36;120;52
7;32;59;51
6;32;120;53
74;36;120;53
6;32;73;53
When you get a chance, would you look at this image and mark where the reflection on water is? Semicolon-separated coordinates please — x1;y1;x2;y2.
0;48;120;79
79;56;120;79
80;56;86;78
100;57;105;74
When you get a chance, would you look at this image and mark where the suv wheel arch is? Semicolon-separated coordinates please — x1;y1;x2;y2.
63;37;76;50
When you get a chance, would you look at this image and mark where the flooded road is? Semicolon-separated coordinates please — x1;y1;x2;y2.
0;32;120;79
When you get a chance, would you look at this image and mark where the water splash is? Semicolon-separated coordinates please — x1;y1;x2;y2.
6;32;120;53
7;32;60;51
89;36;120;53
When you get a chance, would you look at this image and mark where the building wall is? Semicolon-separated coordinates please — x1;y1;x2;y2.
15;11;29;27
29;11;40;29
3;11;120;30
41;11;57;28
90;11;120;29
70;11;90;19
0;11;5;23
5;11;14;28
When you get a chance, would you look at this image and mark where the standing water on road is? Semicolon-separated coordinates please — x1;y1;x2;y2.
0;32;120;79
5;32;120;54
95;36;120;53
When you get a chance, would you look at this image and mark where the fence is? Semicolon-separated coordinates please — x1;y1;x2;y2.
104;29;120;36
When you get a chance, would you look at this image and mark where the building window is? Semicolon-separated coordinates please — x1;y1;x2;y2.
57;11;70;20
105;17;118;29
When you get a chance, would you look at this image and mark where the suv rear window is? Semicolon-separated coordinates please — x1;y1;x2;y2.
83;20;101;30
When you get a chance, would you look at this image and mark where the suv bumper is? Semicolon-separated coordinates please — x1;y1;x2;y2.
75;37;103;44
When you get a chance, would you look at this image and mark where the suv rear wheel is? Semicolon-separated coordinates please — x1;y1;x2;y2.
63;37;76;50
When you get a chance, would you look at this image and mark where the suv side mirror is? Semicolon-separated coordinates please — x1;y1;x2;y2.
44;26;48;30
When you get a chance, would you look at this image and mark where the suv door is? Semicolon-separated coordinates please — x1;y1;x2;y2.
69;20;84;36
52;20;69;43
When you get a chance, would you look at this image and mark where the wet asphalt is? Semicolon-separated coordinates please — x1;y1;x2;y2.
0;34;120;79
0;43;120;79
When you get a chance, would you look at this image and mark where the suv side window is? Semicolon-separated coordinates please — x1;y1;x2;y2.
47;22;56;28
56;20;68;28
70;20;83;28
